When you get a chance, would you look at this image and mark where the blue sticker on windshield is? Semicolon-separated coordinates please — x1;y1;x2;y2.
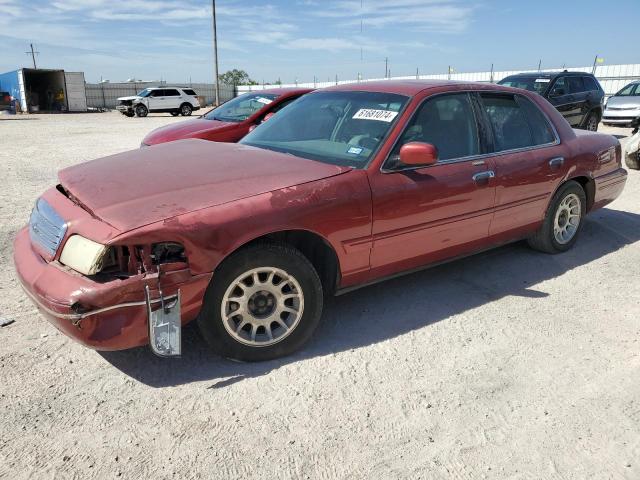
347;146;363;155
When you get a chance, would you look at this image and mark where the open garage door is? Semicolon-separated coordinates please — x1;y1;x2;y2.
64;72;87;112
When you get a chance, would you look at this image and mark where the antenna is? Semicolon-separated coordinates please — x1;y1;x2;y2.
25;43;39;69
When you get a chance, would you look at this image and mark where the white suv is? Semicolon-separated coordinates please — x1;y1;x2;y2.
116;87;201;117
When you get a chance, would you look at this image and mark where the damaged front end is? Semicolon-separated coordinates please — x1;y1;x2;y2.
15;188;210;355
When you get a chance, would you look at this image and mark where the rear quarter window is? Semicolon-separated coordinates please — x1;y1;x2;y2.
183;89;197;96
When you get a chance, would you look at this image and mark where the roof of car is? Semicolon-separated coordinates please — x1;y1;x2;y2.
502;71;595;79
320;79;504;96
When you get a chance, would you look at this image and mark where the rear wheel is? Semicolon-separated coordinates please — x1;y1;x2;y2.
584;112;599;131
197;243;323;361
527;181;586;254
135;104;148;117
180;103;193;116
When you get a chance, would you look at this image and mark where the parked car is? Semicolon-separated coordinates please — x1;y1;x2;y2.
603;81;640;127
15;80;627;361
498;71;604;131
141;88;313;146
624;117;640;170
0;91;11;112
116;87;201;118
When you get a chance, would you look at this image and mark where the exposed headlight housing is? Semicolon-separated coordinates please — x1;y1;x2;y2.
59;235;114;276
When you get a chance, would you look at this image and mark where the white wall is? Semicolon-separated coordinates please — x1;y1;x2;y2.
237;64;640;98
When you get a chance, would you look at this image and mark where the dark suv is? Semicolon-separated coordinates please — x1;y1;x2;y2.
498;71;604;131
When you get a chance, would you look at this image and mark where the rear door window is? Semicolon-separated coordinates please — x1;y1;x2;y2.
480;94;534;152
567;76;585;94
515;96;556;145
583;77;600;92
164;89;180;96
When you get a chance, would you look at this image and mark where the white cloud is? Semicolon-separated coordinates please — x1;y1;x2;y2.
311;0;475;33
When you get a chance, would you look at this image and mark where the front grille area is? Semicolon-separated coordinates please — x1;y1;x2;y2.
119;100;133;106
29;198;67;257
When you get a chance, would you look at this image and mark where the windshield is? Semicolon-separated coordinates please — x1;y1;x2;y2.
136;88;153;98
498;76;551;95
240;91;408;168
615;83;639;96
204;92;278;122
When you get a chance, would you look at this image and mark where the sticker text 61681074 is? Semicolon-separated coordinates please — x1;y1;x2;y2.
352;108;398;122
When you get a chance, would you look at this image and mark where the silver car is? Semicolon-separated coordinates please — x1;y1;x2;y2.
603;81;640;127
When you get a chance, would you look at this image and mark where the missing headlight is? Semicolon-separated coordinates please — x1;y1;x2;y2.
151;242;186;265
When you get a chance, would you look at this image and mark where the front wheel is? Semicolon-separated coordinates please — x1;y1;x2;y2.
135;104;148;117
197;243;323;361
180;103;193;116
527;181;586;254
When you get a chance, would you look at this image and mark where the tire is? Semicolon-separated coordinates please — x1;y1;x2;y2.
583;112;599;131
527;181;587;254
180;103;193;116
170;111;180;117
135;104;148;117
197;242;323;361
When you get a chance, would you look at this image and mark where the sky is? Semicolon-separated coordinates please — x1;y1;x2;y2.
0;0;637;84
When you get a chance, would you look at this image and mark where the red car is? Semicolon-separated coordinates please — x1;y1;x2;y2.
141;87;313;146
15;80;627;361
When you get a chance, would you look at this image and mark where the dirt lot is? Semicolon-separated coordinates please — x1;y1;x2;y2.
0;112;638;479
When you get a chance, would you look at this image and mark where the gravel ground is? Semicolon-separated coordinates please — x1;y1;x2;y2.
0;112;638;479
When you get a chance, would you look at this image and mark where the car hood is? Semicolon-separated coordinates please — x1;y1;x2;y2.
606;96;640;109
58;139;351;232
117;95;141;101
143;118;234;145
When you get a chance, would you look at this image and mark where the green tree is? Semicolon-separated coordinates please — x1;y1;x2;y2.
218;69;257;86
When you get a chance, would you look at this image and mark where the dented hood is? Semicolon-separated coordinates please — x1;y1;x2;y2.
58;139;350;232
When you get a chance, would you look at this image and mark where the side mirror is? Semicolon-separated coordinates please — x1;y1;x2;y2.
399;142;438;167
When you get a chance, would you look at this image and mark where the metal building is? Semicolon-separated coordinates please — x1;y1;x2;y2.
0;68;87;113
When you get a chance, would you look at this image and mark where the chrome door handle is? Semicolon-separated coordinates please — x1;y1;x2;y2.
472;170;495;182
548;157;565;167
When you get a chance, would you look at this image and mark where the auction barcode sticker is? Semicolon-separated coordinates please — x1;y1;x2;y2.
352;109;398;122
256;97;273;104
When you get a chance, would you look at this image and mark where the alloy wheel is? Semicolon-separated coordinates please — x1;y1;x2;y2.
553;193;581;244
221;267;304;347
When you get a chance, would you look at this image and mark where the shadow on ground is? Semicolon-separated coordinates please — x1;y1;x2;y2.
100;208;640;388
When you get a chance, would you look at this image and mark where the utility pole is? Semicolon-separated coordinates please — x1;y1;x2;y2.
384;57;388;78
25;43;39;69
537;59;542;71
212;0;220;106
416;67;419;79
490;63;494;83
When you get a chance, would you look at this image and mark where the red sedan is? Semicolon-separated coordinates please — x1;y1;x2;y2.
15;80;627;361
141;87;313;146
